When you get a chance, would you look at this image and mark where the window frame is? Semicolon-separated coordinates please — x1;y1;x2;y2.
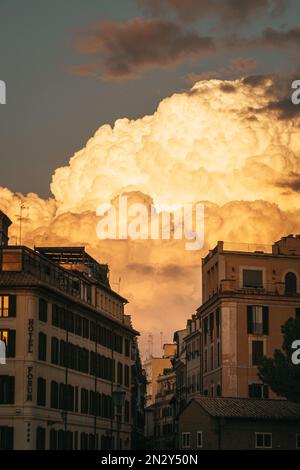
182;431;191;449
197;431;203;449
255;432;272;449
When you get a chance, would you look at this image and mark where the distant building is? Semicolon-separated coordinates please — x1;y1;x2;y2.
0;214;140;450
178;397;300;450
143;343;176;446
153;367;175;449
143;343;176;407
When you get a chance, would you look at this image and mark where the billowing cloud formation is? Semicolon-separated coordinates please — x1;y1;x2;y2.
138;0;290;24
1;77;300;355
76;18;214;79
51;78;300;214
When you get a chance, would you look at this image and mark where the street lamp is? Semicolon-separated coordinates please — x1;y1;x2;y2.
112;385;126;450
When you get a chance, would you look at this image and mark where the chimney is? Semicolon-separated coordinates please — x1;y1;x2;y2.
0;211;12;246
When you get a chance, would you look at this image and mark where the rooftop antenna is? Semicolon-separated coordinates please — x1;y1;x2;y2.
15;202;27;245
148;333;153;359
160;331;163;355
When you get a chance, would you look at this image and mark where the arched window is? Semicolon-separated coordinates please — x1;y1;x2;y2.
285;272;297;294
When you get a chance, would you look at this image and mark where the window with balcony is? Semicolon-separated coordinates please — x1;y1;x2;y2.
247;306;269;335
243;269;263;288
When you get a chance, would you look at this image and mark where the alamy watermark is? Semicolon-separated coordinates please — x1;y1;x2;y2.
291;80;300;105
0;80;6;104
96;195;204;251
291;340;300;365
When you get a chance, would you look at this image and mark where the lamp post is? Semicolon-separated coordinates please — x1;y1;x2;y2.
112;385;126;450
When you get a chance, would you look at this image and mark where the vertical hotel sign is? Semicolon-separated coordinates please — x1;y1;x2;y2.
26;319;34;401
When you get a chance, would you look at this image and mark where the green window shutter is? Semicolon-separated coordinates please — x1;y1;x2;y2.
8;296;16;317
262;306;269;335
247;306;253;334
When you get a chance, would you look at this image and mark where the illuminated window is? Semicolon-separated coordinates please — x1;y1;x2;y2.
0;296;9;317
1;250;22;271
0;295;16;318
0;330;16;357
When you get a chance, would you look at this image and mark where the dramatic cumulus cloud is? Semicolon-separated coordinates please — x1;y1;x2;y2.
75;18;214;79
1;77;300;355
137;0;290;24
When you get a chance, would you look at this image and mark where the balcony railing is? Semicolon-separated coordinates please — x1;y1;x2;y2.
219;279;300;296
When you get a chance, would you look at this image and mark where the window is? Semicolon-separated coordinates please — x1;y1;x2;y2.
217;341;221;367
52;304;60;327
182;432;191;448
249;383;269;398
38;298;48;323
210;344;214;370
38;332;47;361
117;362;123;385
125;339;130;357
255;433;272;449
216;384;221;397
0;426;14;450
37;377;46;406
124;365;130;387
204;317;208;345
296;308;300;318
50;429;57;450
0;375;14;404
204;349;208;373
252;340;264;366
209;313;214;341
216;308;220;338
243;269;263;288
51;337;59;365
36;427;46;450
197;431;203;448
82;318;89;339
0;295;16;318
0;329;16;357
296;434;300;449
285;272;297;294
75;315;82;336
81;433;88;450
81;388;89;414
125;400;130;423
50;381;58;409
247;306;269;335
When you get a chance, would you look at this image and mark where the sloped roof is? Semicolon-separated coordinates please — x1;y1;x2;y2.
191;397;300;421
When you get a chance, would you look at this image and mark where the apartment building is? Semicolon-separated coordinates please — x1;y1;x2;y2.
143;343;176;407
153;367;175;449
0;213;140;450
199;236;300;398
